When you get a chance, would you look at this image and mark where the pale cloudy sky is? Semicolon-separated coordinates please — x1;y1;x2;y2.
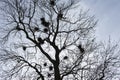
0;0;120;42
81;0;120;41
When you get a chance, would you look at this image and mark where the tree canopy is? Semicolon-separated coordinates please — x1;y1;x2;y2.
0;0;120;80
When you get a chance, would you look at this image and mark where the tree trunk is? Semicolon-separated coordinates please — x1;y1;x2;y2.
54;63;61;80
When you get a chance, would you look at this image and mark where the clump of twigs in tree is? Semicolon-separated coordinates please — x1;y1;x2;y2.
49;66;53;71
43;28;48;33
22;46;26;51
37;37;44;44
41;17;50;27
63;56;68;60
47;73;51;78
50;0;55;6
78;45;85;53
43;62;47;66
34;27;39;32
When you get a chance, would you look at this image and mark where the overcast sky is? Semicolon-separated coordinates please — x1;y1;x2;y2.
81;0;120;42
0;0;120;42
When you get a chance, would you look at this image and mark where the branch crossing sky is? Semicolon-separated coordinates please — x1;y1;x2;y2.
0;0;120;42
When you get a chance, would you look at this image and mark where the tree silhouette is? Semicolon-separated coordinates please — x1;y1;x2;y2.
0;0;120;80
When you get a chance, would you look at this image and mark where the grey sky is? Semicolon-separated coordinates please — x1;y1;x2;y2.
0;0;120;42
81;0;120;41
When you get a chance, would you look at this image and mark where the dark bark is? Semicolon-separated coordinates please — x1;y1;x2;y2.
53;63;61;80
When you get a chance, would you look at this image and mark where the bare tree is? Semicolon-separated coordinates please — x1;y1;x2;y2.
87;40;120;80
0;0;120;80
